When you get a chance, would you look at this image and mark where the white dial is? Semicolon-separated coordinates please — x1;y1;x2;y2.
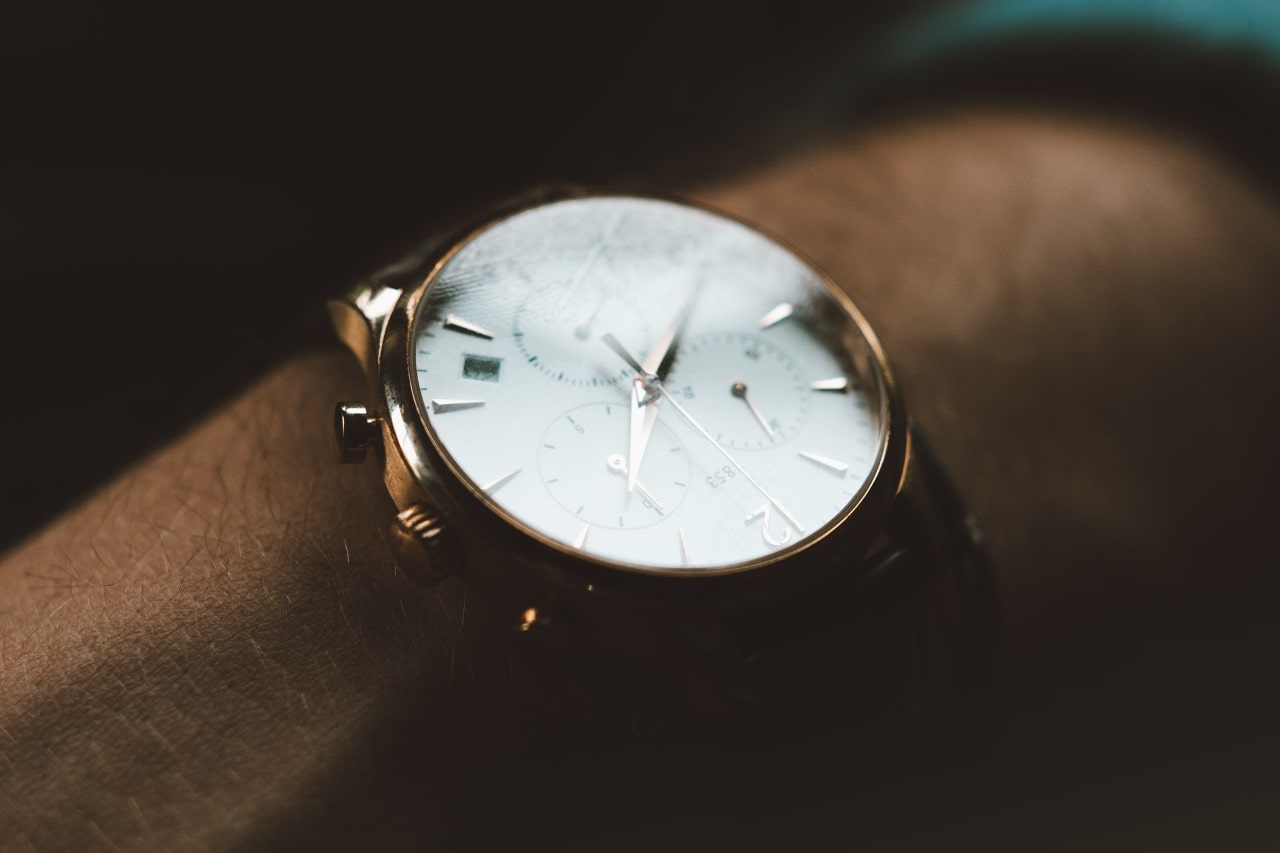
666;332;810;450
538;402;690;529
513;294;650;387
413;196;886;573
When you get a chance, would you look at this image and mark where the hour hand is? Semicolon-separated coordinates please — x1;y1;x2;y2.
600;332;648;378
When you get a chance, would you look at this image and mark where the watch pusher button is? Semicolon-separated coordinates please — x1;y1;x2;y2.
390;501;457;585
334;401;381;463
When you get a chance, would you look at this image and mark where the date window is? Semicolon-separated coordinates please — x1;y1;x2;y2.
462;354;502;382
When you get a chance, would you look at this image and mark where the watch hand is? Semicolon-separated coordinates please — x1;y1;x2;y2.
600;332;648;377
603;331;660;494
600;333;804;535
621;281;705;491
606;453;664;514
730;380;776;438
643;279;703;378
628;379;659;493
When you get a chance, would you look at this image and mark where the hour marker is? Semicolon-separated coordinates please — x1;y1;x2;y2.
444;314;494;339
431;399;485;414
678;527;695;566
758;302;793;329
799;451;849;474
573;524;590;550
810;377;850;393
481;468;521;493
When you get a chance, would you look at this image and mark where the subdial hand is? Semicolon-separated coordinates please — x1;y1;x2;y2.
606;453;664;514
730;380;776;438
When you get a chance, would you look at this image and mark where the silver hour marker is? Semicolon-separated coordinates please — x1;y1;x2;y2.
481;468;521;493
809;377;850;393
758;302;794;329
431;399;485;414
444;313;495;339
573;524;590;550
678;527;695;566
798;450;849;474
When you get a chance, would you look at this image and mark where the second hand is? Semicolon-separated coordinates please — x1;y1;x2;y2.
656;385;805;534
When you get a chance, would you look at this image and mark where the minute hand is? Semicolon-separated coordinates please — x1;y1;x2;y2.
642;282;699;378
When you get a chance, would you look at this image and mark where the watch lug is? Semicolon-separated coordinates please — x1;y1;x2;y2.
328;282;402;380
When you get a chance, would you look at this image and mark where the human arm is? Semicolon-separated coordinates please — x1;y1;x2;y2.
3;112;1279;850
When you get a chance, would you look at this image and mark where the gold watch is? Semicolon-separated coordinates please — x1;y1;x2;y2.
329;187;993;707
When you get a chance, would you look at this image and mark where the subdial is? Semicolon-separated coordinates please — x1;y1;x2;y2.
665;332;810;450
513;291;652;387
539;402;690;529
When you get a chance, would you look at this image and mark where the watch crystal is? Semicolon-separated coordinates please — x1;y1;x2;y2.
413;196;887;573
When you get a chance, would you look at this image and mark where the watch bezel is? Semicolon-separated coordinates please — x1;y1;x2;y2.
376;190;910;605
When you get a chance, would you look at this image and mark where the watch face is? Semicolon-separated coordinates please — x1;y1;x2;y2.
411;196;890;574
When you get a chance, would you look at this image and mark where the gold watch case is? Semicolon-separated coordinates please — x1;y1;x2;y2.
330;188;912;609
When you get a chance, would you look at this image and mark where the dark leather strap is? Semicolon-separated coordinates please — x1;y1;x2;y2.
505;428;998;753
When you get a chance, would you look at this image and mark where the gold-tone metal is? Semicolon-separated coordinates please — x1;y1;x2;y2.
389;501;456;585
331;188;910;607
329;284;402;378
333;402;381;464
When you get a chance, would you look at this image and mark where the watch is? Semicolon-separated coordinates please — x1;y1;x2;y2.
328;186;994;717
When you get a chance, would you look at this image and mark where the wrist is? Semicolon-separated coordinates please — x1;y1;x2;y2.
0;350;488;848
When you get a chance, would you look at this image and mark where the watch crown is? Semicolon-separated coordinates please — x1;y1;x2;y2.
334;401;381;463
390;501;458;585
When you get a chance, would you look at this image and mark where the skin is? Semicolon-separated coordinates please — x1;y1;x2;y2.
2;111;1278;850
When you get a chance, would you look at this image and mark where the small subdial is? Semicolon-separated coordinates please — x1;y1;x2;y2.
666;332;810;450
539;402;690;530
513;291;651;387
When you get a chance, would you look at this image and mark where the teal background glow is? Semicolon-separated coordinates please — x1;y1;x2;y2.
887;0;1280;68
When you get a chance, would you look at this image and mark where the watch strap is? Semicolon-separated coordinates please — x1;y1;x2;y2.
511;427;998;746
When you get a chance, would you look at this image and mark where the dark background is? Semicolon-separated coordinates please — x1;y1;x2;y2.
5;2;1279;550
1;1;935;550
